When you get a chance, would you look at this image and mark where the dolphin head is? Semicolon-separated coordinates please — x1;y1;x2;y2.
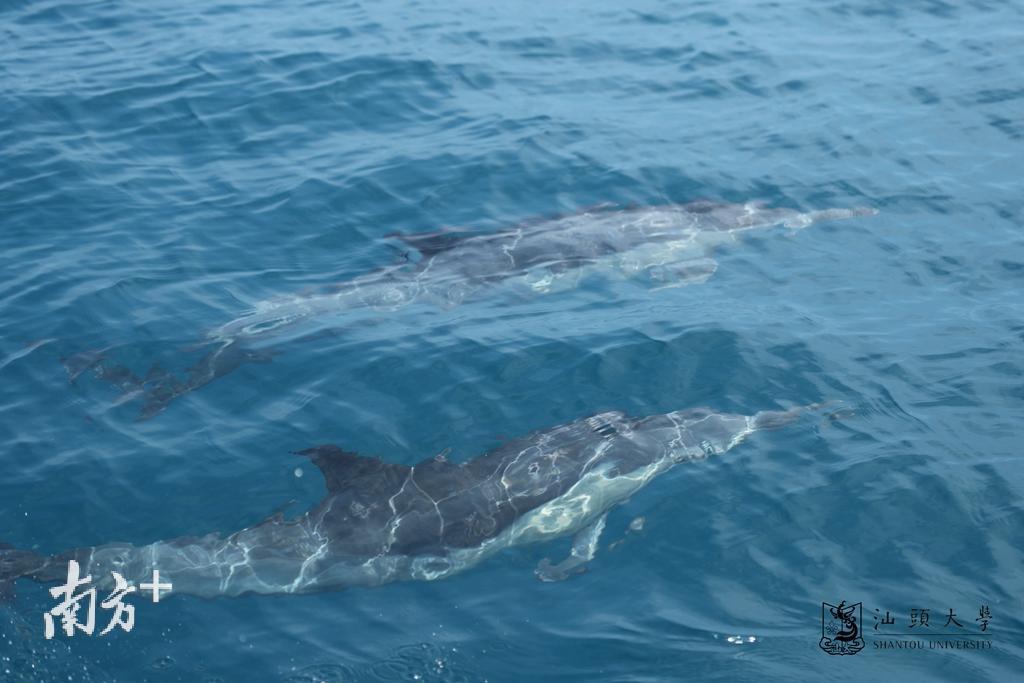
681;200;800;232
625;407;754;463
679;200;877;233
630;403;823;464
669;407;755;455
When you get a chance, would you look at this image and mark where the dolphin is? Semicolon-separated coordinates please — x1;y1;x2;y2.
0;402;826;598
207;201;877;341
71;201;875;418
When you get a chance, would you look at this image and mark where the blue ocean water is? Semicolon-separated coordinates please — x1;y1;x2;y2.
2;0;1023;680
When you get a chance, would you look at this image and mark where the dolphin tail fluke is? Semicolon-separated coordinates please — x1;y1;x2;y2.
64;341;274;420
0;544;46;602
138;341;276;420
62;350;146;396
62;349;109;384
63;352;180;420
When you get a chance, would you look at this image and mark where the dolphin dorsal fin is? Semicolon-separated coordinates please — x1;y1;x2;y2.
682;199;726;213
295;445;408;493
387;229;468;258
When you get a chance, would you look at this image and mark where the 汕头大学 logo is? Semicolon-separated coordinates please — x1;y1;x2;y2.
820;601;866;656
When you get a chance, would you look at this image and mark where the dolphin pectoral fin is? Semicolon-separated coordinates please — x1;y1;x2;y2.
535;513;608;582
519;267;586;295
645;257;718;289
508;257;596;296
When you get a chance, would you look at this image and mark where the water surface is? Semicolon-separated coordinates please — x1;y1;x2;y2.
1;0;1023;680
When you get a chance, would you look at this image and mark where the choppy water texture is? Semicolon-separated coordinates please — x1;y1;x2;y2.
2;0;1023;681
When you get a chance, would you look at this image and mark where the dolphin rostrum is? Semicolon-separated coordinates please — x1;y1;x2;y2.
1;403;826;598
70;201;875;418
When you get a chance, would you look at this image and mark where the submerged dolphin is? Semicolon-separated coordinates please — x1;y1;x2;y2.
71;201;875;418
208;201;876;341
1;402;824;598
